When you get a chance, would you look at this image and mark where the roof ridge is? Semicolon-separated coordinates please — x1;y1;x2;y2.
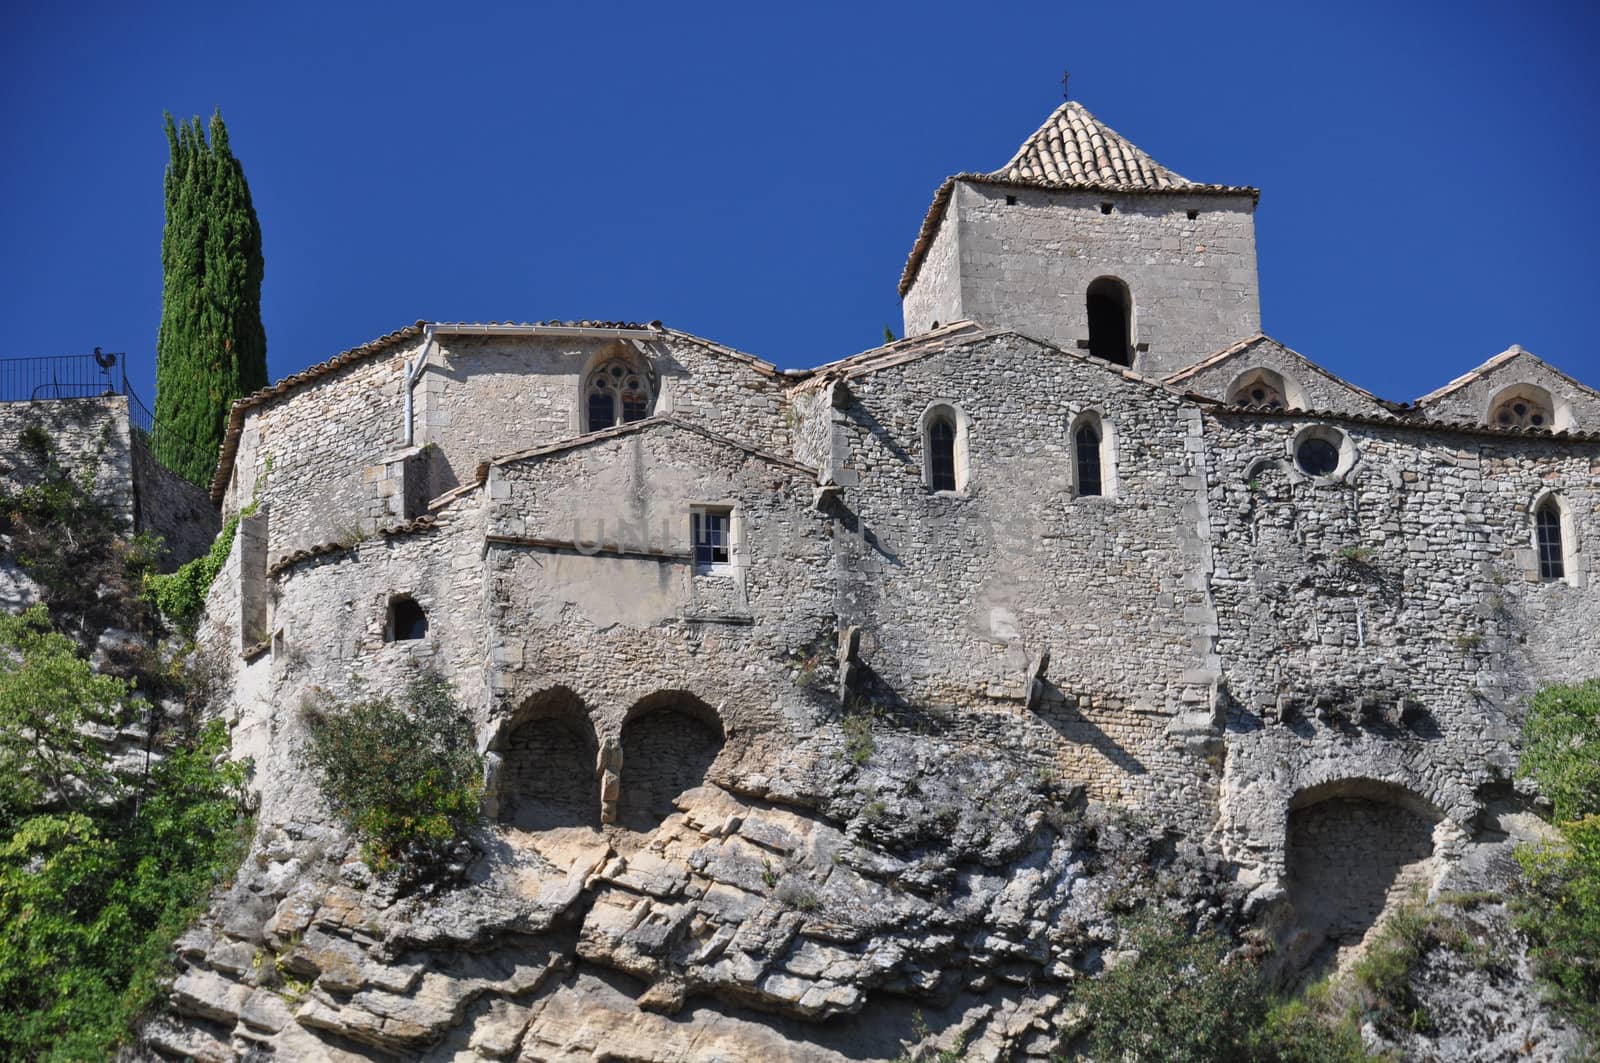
991;99;1193;189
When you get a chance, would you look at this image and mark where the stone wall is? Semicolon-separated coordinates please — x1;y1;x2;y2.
1420;348;1600;429
905;183;1261;378
1;395;217;569
828;331;1219;823
1287;793;1439;945
900;195;962;335
1207;408;1600;869
617;703;724;831
1167;335;1393;416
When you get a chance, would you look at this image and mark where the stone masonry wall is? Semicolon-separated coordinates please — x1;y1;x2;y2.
900;194;962;336
944;183;1261;378
131;433;220;567
1207;409;1600;871
1170;336;1394;417
1421;349;1600;429
831;332;1219;824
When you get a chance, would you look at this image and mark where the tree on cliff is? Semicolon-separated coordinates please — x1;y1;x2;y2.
154;110;267;486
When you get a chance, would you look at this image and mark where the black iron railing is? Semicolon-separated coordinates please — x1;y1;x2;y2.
0;349;127;402
1;350;217;488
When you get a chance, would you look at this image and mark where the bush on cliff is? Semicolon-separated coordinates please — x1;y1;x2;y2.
0;607;249;1061
299;672;483;881
1515;678;1600;1038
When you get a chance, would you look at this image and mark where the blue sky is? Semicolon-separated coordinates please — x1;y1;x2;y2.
2;1;1596;408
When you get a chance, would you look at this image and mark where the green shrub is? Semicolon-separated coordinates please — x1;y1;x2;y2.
0;610;249;1060
1075;913;1269;1062
1514;679;1600;1037
299;673;483;880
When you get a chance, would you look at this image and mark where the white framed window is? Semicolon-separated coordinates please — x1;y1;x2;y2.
691;506;735;574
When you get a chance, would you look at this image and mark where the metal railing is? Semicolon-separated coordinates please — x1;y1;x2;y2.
125;386;219;488
1;349;218;488
0;349;127;402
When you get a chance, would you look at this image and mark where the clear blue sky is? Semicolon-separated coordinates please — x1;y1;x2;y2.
3;1;1596;408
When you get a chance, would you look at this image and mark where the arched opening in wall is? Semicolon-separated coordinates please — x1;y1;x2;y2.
386;595;428;641
1226;367;1301;411
493;688;601;831
1534;493;1570;582
1070;410;1116;498
583;353;655;432
1283;779;1442;980
921;403;969;493
1487;382;1569;432
1086;276;1133;367
618;693;724;832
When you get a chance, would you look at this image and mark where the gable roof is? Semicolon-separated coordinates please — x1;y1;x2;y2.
899;101;1258;297
1164;332;1400;412
207;319;780;503
1412;344;1599;408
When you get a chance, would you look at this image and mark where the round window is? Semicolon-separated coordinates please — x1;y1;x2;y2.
1295;436;1340;477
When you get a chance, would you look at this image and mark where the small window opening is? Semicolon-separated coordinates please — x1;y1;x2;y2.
1536;499;1565;580
388;596;428;641
1005;194;1018;206
1491;388;1553;430
1099;202;1113;215
928;415;957;492
1295;437;1340;477
1086;277;1133;367
1186;209;1199;220
1075;423;1103;497
692;507;733;573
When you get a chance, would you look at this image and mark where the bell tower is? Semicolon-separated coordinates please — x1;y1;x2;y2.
899;98;1261;378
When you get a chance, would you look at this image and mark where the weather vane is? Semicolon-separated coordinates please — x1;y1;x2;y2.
1062;69;1070;100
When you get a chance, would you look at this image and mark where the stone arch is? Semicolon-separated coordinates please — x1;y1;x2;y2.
490;687;602;831
920;401;970;494
1085;276;1133;366
579;341;657;433
1486;381;1571;432
1282;778;1444;978
618;692;725;832
1226;366;1304;411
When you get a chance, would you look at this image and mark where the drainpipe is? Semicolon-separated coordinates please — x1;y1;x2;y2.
402;325;436;447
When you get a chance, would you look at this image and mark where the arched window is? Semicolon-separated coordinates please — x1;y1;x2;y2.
1070;411;1115;498
1086;277;1133;367
1075;422;1103;496
1227;367;1299;411
386;595;428;641
1535;496;1566;581
584;358;652;432
922;403;967;493
1488;384;1558;431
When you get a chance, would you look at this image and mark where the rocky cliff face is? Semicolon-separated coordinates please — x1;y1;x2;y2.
139;720;1581;1062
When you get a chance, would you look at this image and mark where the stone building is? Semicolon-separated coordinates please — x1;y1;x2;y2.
158;98;1597;1060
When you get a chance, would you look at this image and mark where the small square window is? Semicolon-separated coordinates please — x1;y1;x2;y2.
691;507;733;573
1005;194;1018;206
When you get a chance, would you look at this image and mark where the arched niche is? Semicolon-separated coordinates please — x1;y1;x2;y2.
1486;382;1572;432
1282;779;1442;979
491;687;601;831
618;692;725;832
1226;366;1304;411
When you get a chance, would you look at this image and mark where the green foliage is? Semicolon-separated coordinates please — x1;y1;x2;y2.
0;607;128;829
1514;679;1600;1037
883;324;898;345
0;426;160;642
154;110;267;486
1075;913;1270;1062
841;707;875;766
299;673;483;880
1344;900;1437;1034
0;611;249;1060
144;513;240;633
1072;913;1372;1062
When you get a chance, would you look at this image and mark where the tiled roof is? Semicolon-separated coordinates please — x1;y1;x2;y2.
1412;345;1532;407
995;101;1192;189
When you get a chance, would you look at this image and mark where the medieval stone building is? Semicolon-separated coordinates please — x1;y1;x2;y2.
130;98;1599;1059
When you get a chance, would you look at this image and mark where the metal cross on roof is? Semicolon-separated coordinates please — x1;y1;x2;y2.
1062;70;1070;100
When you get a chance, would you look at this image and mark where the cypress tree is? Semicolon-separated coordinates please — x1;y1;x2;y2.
154;111;266;486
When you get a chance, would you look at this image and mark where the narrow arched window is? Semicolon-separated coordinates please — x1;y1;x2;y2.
1075;422;1103;496
928;415;957;492
1086;277;1132;367
1536;498;1565;580
585;359;652;431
